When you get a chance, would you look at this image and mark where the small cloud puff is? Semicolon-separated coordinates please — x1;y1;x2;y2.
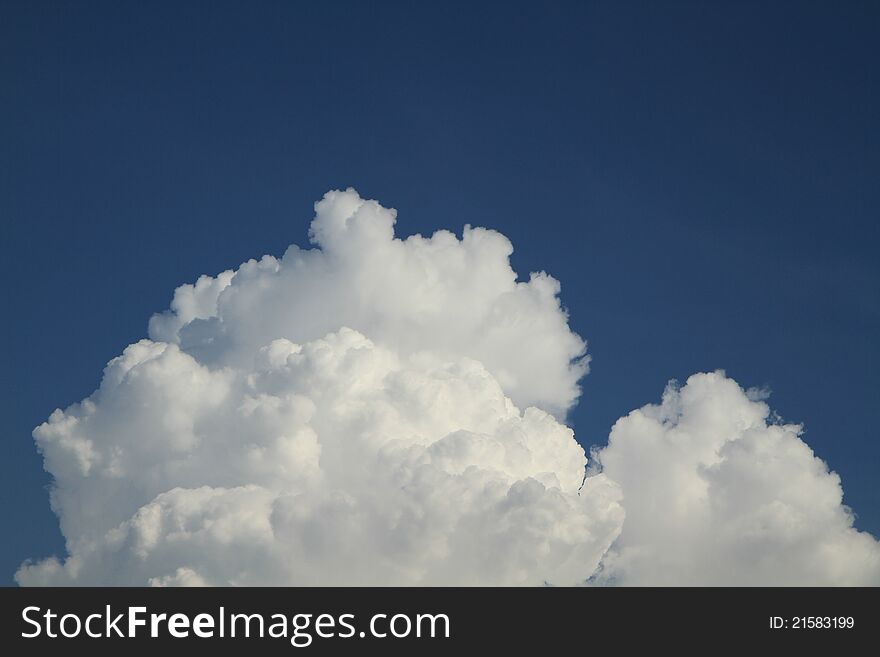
595;372;880;585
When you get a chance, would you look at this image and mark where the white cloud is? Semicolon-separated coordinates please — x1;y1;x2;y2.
17;190;618;586
147;190;587;418
594;372;880;585
17;189;880;586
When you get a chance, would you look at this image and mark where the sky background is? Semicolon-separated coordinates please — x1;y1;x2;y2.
1;0;878;584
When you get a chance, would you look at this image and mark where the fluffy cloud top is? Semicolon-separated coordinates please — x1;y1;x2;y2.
17;189;880;586
148;190;587;418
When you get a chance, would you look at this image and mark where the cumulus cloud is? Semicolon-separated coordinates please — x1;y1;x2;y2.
17;189;880;586
594;372;880;585
148;190;587;418
17;189;618;586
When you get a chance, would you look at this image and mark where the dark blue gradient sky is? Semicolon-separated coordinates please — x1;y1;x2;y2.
2;0;878;583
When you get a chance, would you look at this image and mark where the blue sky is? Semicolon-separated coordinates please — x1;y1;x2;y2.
2;0;878;584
